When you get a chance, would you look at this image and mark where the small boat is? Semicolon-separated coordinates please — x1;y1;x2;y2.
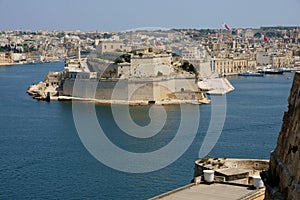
238;71;264;77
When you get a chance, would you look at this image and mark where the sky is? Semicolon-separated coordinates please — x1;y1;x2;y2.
0;0;299;31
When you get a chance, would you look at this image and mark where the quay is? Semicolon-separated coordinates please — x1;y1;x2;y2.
0;62;21;66
223;67;300;76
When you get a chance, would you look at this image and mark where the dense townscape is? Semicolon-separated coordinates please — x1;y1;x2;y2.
1;26;300;76
2;0;300;199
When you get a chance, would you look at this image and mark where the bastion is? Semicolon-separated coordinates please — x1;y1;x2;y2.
262;71;300;200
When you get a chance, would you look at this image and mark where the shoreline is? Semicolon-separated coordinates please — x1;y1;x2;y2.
223;67;300;76
28;94;211;105
0;60;63;67
0;62;22;66
55;96;211;105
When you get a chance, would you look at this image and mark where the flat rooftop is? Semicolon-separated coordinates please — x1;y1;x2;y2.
216;168;251;176
150;183;265;200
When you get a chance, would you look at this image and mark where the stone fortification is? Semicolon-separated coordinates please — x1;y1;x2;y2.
264;72;300;200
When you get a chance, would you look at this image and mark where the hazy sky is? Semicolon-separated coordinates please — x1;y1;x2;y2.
1;0;299;31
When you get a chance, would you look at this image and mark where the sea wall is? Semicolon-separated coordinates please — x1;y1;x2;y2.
62;77;199;103
264;72;300;200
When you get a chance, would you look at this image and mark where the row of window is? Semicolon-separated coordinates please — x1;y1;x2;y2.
103;45;123;50
216;62;247;66
217;66;247;73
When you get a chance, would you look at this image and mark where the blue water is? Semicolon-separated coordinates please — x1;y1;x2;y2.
0;62;294;199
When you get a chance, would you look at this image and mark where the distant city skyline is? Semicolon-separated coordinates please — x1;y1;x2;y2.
0;0;300;31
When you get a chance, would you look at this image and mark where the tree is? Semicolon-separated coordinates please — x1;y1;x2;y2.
56;32;65;38
254;32;262;38
266;32;276;38
181;61;196;73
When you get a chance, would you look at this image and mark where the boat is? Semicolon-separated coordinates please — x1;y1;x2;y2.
238;71;264;77
279;68;292;73
258;68;284;75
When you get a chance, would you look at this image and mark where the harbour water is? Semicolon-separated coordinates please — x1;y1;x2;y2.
0;62;294;199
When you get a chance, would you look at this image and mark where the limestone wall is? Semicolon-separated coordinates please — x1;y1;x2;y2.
194;158;269;179
131;54;172;69
96;40;125;54
62;78;199;103
264;72;300;200
130;64;174;77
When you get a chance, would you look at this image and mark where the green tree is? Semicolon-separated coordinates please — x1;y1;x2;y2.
254;32;262;38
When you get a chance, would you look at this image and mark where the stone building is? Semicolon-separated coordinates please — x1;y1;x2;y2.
96;40;131;54
263;72;300;200
45;72;63;86
213;57;253;74
257;52;270;66
117;62;131;78
271;54;289;68
181;47;201;61
0;52;11;64
129;48;174;77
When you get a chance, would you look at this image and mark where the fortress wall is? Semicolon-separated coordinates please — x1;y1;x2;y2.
62;78;199;102
62;79;75;96
131;64;174;77
129;83;154;101
171;78;198;92
265;72;300;200
131;56;172;69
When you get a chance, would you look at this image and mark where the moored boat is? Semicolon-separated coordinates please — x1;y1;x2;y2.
238;71;264;77
258;68;284;74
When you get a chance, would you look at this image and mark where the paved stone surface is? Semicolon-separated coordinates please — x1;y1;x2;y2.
154;183;259;200
216;168;251;176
